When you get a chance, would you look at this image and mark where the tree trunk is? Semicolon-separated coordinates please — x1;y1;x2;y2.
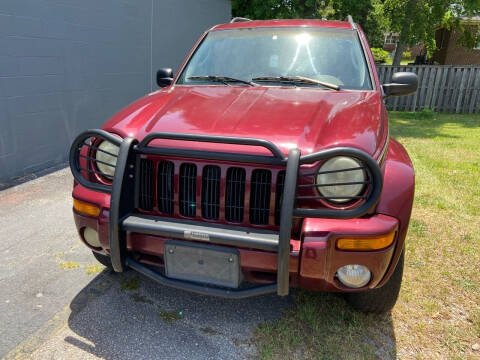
392;0;417;66
393;42;407;66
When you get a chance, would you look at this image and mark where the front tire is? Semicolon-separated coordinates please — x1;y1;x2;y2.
344;250;404;313
92;251;113;269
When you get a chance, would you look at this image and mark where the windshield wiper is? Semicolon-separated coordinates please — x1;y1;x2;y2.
252;76;340;90
188;75;258;87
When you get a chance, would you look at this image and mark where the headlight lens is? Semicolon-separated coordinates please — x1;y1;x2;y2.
95;141;119;179
316;156;366;203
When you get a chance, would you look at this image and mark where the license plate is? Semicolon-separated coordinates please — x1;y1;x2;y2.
164;241;240;288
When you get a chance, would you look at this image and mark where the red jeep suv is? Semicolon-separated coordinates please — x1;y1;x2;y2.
69;17;417;313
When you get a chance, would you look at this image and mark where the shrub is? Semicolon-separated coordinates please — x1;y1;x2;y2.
371;48;390;64
402;51;412;60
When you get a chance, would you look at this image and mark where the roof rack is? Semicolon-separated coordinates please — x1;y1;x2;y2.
346;15;357;30
230;17;252;23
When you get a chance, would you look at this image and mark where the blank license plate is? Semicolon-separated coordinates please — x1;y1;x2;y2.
164;241;240;288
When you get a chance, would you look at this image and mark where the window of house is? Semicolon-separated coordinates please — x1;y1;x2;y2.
384;32;399;45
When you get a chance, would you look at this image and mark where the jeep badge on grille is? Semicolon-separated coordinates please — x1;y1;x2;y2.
184;230;210;242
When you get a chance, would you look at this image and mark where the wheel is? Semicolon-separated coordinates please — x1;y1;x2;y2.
344;250;404;313
92;250;113;269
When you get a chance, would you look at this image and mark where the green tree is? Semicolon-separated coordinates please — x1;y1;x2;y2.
231;0;388;47
232;0;328;20
232;0;480;65
331;0;388;47
384;0;480;65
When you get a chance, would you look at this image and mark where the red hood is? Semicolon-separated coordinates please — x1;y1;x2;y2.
103;86;387;159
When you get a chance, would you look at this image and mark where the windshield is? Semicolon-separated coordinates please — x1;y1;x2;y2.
177;27;372;90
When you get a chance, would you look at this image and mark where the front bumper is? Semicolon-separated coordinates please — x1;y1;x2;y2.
70;130;385;298
73;195;398;294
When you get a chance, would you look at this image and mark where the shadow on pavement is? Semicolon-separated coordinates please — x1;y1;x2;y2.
64;269;397;359
65;269;293;360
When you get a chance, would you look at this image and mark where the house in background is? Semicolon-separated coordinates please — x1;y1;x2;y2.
431;16;480;65
383;32;425;61
383;32;399;53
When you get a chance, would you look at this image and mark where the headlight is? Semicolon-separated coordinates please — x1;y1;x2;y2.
316;156;366;203
95;141;119;179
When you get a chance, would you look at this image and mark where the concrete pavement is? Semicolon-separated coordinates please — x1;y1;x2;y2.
0;169;292;359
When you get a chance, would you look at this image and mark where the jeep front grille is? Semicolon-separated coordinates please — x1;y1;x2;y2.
138;160;282;227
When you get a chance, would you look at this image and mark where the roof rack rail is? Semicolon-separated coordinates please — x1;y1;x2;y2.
230;17;252;23
346;15;357;30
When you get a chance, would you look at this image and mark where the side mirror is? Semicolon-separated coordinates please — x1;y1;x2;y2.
382;72;418;97
156;68;173;87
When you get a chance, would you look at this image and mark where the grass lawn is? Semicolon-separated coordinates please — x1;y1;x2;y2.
253;111;480;359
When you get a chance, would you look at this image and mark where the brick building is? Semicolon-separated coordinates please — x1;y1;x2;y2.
431;17;480;65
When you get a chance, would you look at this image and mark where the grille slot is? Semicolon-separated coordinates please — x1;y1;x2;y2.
139;159;153;210
225;167;246;223
201;165;221;220
274;171;286;226
250;169;272;225
179;163;197;217
157;161;174;214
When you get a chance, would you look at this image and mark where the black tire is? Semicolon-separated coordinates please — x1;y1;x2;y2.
92;251;113;269
344;250;404;313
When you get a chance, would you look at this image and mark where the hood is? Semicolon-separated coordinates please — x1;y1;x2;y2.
103;86;387;159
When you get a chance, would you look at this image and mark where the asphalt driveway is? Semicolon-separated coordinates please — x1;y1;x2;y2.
0;169;292;359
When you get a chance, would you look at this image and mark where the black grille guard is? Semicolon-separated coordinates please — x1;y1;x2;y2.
69;130;383;298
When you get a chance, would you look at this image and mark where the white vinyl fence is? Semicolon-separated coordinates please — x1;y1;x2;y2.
376;65;480;113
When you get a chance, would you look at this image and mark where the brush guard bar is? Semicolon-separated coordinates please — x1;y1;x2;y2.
69;130;383;298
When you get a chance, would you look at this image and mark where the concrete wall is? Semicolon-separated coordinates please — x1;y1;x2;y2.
0;0;231;185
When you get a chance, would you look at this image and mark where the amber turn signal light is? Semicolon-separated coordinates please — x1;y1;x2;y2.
336;232;395;251
73;199;100;217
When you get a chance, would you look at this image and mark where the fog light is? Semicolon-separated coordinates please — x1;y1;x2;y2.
83;227;101;248
336;264;371;288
